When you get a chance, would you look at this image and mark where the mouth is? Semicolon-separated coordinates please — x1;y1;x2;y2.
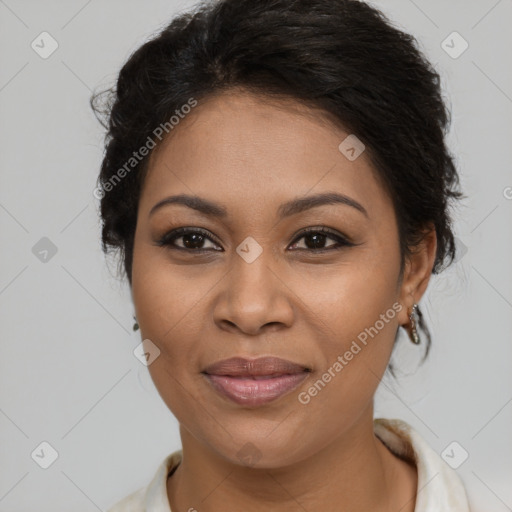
201;356;311;407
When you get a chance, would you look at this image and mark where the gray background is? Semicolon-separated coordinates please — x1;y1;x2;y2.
0;0;511;510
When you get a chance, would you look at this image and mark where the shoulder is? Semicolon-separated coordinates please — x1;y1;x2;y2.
374;418;471;512
106;450;183;512
106;487;146;512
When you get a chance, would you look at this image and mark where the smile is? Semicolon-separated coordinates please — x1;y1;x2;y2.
202;372;310;407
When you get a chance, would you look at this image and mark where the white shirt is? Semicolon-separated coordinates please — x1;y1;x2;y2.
107;418;471;511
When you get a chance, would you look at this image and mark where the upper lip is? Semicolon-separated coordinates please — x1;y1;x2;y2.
202;357;310;377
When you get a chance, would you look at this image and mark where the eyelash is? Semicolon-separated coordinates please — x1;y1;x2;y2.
155;226;356;253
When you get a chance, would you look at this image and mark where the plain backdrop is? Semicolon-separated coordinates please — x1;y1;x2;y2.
0;0;511;511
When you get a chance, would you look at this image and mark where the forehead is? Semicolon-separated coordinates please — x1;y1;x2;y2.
139;90;391;221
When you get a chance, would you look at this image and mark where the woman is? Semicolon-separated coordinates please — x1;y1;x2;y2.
92;0;470;510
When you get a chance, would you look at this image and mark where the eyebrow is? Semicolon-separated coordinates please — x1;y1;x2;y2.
149;192;368;219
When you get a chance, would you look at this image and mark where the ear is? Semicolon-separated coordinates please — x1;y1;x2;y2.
396;224;437;327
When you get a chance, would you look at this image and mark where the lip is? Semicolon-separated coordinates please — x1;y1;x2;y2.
202;356;311;407
202;356;310;376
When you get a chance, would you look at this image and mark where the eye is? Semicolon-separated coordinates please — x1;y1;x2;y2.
155;226;355;253
288;227;355;252
155;227;222;252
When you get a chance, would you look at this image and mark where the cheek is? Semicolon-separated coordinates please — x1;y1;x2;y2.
131;244;207;396
132;240;211;338
295;236;402;409
290;281;401;458
307;272;400;400
131;256;210;421
301;232;401;344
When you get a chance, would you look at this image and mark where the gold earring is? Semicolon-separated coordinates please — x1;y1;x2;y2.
409;303;420;344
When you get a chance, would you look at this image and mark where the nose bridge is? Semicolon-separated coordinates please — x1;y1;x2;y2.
230;240;277;304
213;239;293;333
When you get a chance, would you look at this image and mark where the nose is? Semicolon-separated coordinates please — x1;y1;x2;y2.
212;249;294;336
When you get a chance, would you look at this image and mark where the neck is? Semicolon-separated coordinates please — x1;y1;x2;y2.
167;404;417;512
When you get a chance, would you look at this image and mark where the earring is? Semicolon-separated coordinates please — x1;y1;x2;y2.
409;303;420;344
133;315;139;332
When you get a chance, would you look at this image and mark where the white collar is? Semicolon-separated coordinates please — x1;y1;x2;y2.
373;418;470;511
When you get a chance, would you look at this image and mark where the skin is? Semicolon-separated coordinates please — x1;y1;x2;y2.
130;88;437;512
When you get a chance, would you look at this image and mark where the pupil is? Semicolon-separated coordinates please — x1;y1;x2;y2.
183;233;204;249
306;233;326;249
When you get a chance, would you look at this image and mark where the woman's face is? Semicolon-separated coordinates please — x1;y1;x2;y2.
131;89;432;467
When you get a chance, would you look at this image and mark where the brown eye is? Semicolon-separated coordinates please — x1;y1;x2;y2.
288;227;355;252
155;226;355;254
156;228;222;251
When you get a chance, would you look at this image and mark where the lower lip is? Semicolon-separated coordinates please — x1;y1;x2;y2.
203;372;309;407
